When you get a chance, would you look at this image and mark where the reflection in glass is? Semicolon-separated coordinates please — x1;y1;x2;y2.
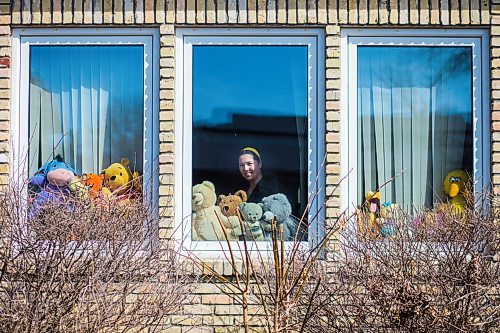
357;46;473;209
29;45;144;176
192;45;308;241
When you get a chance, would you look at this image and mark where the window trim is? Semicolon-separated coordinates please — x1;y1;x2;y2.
340;28;490;217
175;28;325;256
11;28;160;207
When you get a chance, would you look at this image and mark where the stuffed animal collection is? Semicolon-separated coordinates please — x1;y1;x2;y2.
28;155;142;219
192;185;300;242
358;169;471;240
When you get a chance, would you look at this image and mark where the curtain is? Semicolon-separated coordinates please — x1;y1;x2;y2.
29;45;144;176
357;46;472;209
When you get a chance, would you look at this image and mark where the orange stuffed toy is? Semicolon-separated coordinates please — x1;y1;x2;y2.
81;173;112;199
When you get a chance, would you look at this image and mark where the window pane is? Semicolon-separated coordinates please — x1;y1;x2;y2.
29;45;144;176
192;45;308;241
357;46;473;209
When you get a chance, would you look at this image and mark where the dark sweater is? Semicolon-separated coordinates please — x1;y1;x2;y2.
247;177;275;203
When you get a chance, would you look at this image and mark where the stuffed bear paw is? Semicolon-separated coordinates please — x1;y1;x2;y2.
263;211;275;222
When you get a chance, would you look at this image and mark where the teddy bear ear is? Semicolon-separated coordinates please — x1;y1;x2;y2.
239;202;246;208
259;203;264;208
236;190;248;202
202;180;215;191
121;158;130;167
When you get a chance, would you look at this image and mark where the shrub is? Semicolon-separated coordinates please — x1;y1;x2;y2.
0;180;192;333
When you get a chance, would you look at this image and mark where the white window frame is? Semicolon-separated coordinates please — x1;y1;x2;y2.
340;28;490;217
11;28;160;206
175;28;325;256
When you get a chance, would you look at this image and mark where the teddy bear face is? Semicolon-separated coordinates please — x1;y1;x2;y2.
218;190;247;217
103;162;132;194
261;193;292;222
240;202;263;223
192;181;217;211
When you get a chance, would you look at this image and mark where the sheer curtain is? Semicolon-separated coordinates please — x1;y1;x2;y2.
29;45;144;176
357;46;472;209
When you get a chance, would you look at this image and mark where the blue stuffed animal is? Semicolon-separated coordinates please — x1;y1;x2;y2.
28;155;78;219
260;193;302;241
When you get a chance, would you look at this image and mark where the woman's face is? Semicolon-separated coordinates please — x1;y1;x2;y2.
239;154;262;182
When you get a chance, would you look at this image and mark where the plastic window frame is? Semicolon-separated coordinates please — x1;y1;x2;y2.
11;28;160;226
175;28;325;257
340;28;490;219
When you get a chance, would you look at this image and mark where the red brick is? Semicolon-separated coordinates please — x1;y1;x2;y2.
0;57;9;68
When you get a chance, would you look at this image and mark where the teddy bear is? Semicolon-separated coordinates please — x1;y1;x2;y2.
28;155;79;219
239;202;265;241
192;181;242;241
260;193;299;241
101;158;142;200
218;190;247;217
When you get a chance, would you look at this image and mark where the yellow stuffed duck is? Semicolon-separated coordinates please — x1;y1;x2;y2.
443;169;470;214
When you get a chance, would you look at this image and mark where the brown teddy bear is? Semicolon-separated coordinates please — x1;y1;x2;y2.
218;190;247;217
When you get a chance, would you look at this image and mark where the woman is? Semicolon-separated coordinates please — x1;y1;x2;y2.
238;147;274;203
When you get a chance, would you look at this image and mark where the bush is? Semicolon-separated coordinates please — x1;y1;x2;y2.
326;196;500;333
0;180;192;333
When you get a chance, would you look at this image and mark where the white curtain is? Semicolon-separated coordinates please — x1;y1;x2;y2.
357;46;472;209
29;45;144;176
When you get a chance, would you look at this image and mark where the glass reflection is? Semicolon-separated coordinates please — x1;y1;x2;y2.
192;45;308;241
29;45;144;176
357;46;473;209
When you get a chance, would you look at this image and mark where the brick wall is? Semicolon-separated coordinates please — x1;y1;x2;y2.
0;0;496;331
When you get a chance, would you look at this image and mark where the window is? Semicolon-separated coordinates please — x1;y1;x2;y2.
341;30;489;227
12;29;159;203
175;29;325;252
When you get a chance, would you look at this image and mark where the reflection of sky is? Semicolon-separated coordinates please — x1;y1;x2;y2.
193;45;308;127
358;46;472;120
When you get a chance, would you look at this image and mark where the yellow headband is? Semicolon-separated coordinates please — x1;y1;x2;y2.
240;147;261;159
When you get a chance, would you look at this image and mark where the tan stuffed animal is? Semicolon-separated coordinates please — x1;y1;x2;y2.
192;181;242;241
218;190;247;217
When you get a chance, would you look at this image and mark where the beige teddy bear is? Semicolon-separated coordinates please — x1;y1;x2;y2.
192;181;242;241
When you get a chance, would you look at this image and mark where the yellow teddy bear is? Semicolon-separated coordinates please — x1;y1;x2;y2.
102;158;142;198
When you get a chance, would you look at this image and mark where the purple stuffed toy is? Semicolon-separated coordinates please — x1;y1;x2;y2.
28;155;78;219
